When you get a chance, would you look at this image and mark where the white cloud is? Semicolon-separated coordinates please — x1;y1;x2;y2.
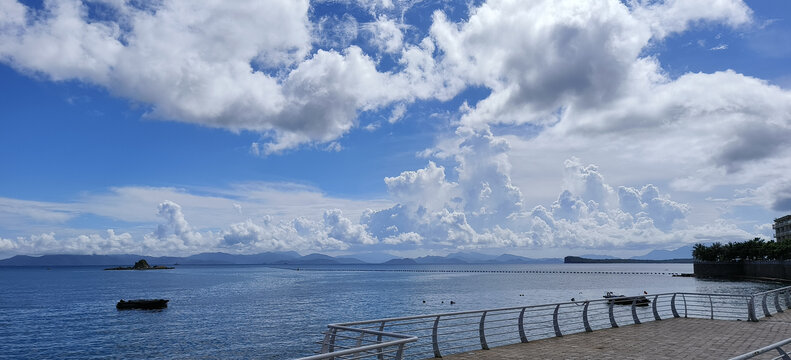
0;230;139;257
363;127;731;251
0;0;421;152
631;0;752;39
382;232;422;245
1;0;786;257
220;209;374;253
0;197;78;225
0;128;765;257
315;13;359;50
366;16;403;53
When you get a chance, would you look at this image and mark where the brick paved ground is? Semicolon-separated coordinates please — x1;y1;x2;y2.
441;312;791;359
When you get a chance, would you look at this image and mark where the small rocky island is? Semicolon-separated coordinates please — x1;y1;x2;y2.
105;259;174;271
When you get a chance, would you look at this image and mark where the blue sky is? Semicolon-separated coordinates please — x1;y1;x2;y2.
1;0;790;260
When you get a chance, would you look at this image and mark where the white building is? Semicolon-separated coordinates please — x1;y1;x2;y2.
775;215;791;243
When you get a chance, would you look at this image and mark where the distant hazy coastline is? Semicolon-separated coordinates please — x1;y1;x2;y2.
0;245;694;267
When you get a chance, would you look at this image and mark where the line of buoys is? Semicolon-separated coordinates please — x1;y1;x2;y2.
281;267;680;276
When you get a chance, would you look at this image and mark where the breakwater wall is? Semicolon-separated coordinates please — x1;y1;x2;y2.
694;261;791;281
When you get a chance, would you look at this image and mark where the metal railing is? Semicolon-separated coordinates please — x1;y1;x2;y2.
751;286;791;320
300;325;417;360
729;337;791;360
299;286;791;359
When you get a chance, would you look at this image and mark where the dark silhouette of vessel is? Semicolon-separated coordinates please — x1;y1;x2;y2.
116;299;169;310
603;291;650;306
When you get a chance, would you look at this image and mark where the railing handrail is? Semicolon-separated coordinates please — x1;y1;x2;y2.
728;337;791;360
752;285;791;296
297;336;417;360
326;325;416;339
334;291;752;327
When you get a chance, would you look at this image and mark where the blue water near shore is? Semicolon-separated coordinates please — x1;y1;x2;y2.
0;263;778;359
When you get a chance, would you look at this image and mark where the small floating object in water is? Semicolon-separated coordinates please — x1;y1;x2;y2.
116;299;169;310
603;291;650;306
450;301;455;305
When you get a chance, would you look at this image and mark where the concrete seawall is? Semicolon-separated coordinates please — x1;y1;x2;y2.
695;261;791;281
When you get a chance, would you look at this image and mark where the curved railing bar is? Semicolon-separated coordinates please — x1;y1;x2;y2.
479;311;488;350
582;302;592;332
652;295;661;321
729;336;791;360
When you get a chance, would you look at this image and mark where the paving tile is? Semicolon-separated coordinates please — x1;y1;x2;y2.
440;312;791;360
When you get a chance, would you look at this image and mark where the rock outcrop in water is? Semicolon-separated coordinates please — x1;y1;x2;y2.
105;259;174;270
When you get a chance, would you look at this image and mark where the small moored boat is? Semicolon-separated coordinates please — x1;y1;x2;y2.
116;299;169;310
603;291;650;306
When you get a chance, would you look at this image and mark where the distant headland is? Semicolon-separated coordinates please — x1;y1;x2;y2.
564;256;693;264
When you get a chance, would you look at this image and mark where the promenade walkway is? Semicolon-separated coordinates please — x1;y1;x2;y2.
443;311;791;359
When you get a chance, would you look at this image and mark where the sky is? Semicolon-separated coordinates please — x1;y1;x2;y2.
1;0;790;260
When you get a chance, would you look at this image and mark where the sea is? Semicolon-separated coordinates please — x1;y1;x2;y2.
0;263;780;359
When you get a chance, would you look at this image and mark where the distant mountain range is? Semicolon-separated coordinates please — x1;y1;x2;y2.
383;252;562;265
0;245;696;266
630;245;693;260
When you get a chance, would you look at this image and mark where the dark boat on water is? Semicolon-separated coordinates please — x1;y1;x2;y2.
603;292;650;306
116;299;169;310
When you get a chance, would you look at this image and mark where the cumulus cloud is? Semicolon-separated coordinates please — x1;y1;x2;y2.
0;230;139;257
1;0;786;257
361;128;704;248
0;129;760;257
1;0;773;160
0;0;417;152
363;127;718;251
221;209;374;252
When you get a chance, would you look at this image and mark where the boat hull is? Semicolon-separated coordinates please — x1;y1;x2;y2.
116;299;169;310
604;295;650;307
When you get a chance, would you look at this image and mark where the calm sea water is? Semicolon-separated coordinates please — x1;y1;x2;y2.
0;263;779;359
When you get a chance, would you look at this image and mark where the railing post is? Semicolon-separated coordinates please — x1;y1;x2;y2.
631;298;641;324
377;321;386;360
776;346;791;360
608;301;619;328
776;292;784;313
671;293;680;318
582;301;592;332
432;315;442;358
748;296;758;322
709;295;714;320
518;307;529;342
683;294;688;318
320;326;338;355
395;344;405;360
479;311;489;350
553;304;563;337
652;295;661;321
356;331;365;347
785;290;791;310
763;293;773;317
